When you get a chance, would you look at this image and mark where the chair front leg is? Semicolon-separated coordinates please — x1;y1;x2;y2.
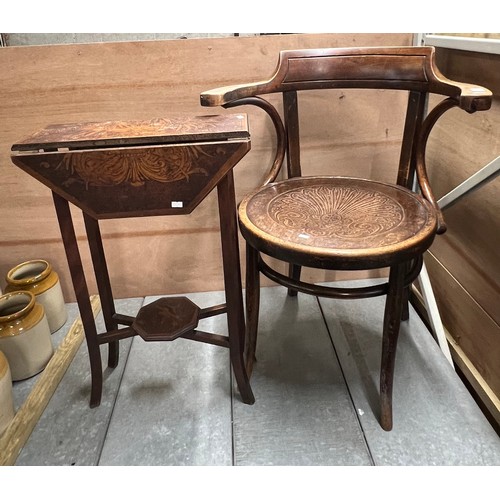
401;285;410;321
245;242;260;376
380;262;406;431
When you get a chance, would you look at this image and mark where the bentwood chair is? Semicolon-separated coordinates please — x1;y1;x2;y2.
200;46;492;430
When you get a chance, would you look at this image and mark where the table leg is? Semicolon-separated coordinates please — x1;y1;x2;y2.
52;192;103;407
217;172;255;405
83;213;119;368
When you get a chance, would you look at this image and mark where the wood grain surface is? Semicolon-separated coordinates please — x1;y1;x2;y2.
0;33;412;301
426;48;500;401
0;295;101;466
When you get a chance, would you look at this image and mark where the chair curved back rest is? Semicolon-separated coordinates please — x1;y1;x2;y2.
201;46;491;111
201;46;492;233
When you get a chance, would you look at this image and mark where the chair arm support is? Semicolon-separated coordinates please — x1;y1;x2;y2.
223;97;285;185
202;94;286;186
416;98;460;234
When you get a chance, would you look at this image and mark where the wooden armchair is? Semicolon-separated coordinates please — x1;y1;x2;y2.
200;46;492;430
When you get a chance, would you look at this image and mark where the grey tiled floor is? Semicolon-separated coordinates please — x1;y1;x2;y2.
11;283;500;466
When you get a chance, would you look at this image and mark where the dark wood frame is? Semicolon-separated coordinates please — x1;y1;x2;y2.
11;115;255;408
201;46;492;430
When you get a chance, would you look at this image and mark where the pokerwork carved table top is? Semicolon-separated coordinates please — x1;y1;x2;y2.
11;114;251;219
12;114;249;150
9;113;255;408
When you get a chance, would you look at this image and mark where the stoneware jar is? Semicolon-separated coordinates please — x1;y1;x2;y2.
0;291;53;381
0;350;15;435
5;259;67;334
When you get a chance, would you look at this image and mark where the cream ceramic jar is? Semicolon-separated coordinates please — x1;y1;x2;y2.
0;291;53;381
5;259;67;333
0;350;15;435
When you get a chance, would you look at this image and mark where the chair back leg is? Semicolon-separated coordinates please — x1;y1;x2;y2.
245;243;260;376
287;264;302;297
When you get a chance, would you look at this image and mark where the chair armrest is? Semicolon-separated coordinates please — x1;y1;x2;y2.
430;77;492;113
201;82;271;108
200;46;494;111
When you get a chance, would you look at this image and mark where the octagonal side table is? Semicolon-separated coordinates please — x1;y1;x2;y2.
10;114;254;407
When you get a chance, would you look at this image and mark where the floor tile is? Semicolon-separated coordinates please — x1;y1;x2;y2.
98;291;234;465
319;281;500;465
233;286;373;466
12;285;500;466
15;298;144;466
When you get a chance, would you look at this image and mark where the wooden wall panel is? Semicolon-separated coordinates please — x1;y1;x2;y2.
0;33;412;301
425;253;500;397
426;48;500;401
426;101;500;324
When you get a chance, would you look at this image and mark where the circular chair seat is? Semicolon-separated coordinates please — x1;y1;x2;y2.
238;176;438;270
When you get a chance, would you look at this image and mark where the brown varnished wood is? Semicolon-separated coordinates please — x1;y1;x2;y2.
83;213;119;368
52;192;103;407
112;313;136;326
380;263;406;431
257;254;423;300
200;47;492;112
11;115;250;219
201;46;492;430
97;327;137;344
416;98;461;234
396;92;427;322
239;176;437;270
217;171;255;404
12;140;250;220
397;91;426;189
12;114;254;408
199;304;228;319
224;96;285;186
182;330;230;348
244;243;260;376
12;115;249;151
283;90;302;294
0;35;413;303
202;48;491;234
132;297;200;342
283;91;301;179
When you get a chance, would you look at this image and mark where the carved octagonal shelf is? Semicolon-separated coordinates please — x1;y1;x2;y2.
132;297;201;342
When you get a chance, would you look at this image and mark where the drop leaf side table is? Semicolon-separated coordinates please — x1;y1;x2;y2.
10;114;255;407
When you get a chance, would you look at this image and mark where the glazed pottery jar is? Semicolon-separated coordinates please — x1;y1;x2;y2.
0;350;15;435
5;259;67;333
0;291;53;381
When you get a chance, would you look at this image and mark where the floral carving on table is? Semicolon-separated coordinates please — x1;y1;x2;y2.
54;145;209;188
